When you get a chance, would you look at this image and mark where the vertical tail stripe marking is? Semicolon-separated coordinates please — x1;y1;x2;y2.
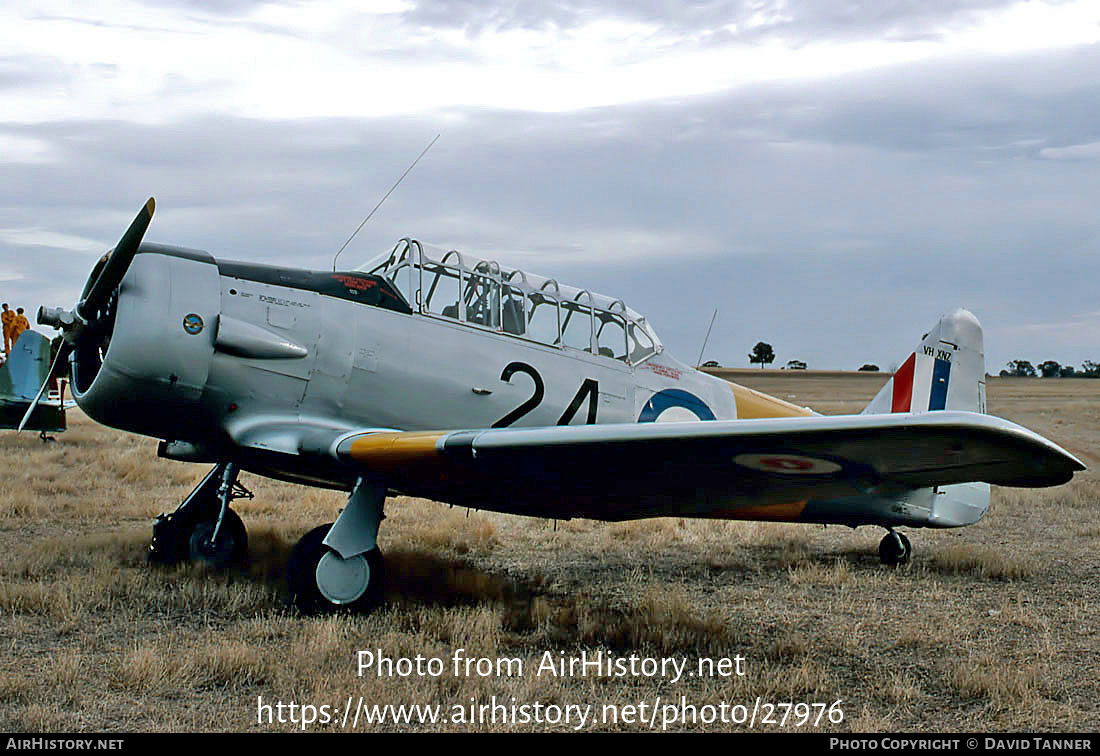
891;353;916;413
928;358;952;410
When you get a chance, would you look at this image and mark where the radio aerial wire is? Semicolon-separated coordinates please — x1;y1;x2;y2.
332;133;440;271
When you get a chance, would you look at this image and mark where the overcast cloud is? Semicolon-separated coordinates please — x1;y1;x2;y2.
2;0;1099;372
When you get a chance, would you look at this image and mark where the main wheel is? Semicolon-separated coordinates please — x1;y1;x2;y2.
287;523;384;613
188;509;248;569
878;531;912;566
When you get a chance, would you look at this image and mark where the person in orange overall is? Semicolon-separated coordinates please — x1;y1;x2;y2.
1;303;13;355
10;307;30;348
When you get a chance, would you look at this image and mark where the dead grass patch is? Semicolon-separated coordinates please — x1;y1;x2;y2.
787;559;854;586
930;544;1039;579
947;656;1046;707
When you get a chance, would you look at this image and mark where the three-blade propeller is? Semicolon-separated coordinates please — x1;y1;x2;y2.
19;198;155;431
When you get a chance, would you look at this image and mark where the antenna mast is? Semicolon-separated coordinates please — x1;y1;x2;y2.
696;308;718;367
332;133;440;271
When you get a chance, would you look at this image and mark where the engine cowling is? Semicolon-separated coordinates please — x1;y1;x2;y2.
72;245;221;441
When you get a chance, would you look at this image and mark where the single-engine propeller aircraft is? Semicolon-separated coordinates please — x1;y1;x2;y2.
27;199;1085;612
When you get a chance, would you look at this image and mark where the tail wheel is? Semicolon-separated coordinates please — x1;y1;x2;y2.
287;523;384;614
879;531;912;566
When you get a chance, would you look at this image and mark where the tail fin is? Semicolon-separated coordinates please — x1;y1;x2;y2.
863;309;986;415
0;330;53;402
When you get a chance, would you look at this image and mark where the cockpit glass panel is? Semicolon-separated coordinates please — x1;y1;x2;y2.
527;292;559;345
627;320;656;364
422;263;462;319
502;285;526;335
560;300;592;353
596;312;628;361
464;272;499;328
361;240;410;276
389;261;413;306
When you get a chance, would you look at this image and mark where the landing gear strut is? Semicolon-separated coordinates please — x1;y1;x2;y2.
149;462;252;568
878;529;912;566
288;477;386;613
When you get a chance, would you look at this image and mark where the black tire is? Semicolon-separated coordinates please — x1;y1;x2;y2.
149;511;191;564
879;531;912;566
287;523;384;614
188;509;248;569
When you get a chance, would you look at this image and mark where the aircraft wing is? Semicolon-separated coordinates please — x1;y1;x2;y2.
300;411;1085;521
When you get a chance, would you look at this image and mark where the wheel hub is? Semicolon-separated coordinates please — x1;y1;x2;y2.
315;551;371;605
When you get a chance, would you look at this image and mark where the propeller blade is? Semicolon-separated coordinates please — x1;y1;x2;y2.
17;341;72;432
78;197;155;320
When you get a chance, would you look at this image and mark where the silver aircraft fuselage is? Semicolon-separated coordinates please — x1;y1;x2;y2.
73;243;762;491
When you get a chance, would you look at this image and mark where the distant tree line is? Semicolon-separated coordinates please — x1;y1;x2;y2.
999;360;1100;378
744;342;807;369
720;342;1099;377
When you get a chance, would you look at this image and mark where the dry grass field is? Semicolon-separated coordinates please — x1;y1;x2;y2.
1;374;1097;732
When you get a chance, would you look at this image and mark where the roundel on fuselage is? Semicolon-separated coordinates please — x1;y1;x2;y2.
638;388;716;423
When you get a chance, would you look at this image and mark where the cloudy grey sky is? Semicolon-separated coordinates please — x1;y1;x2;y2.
2;0;1099;372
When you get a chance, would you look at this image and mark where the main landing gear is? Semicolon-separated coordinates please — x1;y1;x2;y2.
150;466;387;613
878;529;912;566
149;462;252;568
287;477;386;613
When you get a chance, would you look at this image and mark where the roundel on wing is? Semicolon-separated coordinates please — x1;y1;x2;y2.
733;453;842;475
638;388;716;423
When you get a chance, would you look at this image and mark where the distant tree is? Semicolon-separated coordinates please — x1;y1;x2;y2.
1039;360;1062;378
858;364;879;372
701;360;720;368
749;342;775;369
1082;360;1100;378
998;369;1011;377
785;359;806;370
1059;365;1076;377
1007;360;1036;377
